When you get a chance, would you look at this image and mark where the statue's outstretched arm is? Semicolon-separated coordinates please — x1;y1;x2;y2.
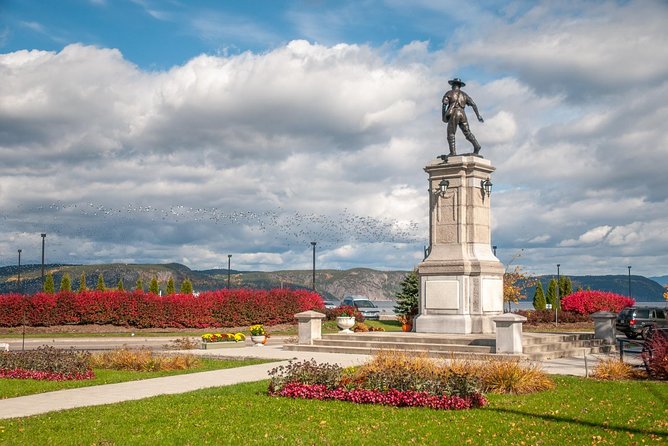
468;97;484;123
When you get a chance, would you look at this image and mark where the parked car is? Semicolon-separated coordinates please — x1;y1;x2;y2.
322;298;340;309
340;296;381;320
616;306;668;339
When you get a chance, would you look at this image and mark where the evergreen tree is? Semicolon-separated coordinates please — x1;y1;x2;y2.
59;273;72;292
43;272;55;294
394;271;419;316
532;281;546;310
117;278;125;291
559;276;573;298
148;277;159;294
180;278;193;294
135;277;144;292
166;276;175;295
79;271;87;292
96;273;106;291
546;278;558;308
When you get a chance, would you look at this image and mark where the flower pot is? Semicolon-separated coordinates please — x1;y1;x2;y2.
336;316;356;333
251;335;266;346
401;323;412;332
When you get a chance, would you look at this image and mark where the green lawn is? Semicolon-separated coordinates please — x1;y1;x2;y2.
0;358;270;399
1;376;665;445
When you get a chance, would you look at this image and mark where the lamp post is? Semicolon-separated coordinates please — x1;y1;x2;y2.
17;249;22;292
627;266;632;298
40;233;46;284
492;245;497;256
555;264;561;325
311;242;317;291
227;255;232;289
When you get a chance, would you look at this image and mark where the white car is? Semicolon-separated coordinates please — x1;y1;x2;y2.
340;296;380;320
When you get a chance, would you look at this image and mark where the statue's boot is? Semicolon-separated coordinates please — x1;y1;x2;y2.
466;134;481;154
447;135;457;155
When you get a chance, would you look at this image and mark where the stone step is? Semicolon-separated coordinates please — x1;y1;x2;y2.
322;333;495;347
283;343;522;361
527;345;613;361
522;339;603;354
313;338;494;353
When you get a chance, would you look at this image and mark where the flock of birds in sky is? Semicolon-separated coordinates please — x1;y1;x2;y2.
3;201;424;255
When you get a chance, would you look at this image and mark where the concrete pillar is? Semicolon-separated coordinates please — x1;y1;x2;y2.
294;310;326;345
493;313;526;354
592;311;617;345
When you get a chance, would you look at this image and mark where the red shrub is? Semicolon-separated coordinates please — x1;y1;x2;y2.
561;290;634;315
0;288;323;329
642;329;668;380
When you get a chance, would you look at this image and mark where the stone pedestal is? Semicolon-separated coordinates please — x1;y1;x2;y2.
414;155;504;334
493;313;526;354
592;311;617;345
294;310;326;345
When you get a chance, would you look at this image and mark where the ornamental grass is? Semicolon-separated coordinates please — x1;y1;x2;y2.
591;357;646;381
88;348;200;372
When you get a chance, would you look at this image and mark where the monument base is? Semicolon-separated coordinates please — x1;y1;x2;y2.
414;314;472;334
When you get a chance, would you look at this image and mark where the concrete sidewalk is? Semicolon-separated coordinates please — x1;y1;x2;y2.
0;342;629;420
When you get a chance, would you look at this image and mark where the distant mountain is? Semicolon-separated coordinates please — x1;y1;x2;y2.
0;263;408;301
531;275;665;302
650;276;668;286
1;263;665;303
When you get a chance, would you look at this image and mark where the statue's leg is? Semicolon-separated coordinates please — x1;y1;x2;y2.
460;121;481;154
447;117;458;155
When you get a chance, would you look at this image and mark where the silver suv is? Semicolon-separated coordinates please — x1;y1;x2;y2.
340;296;380;320
616;306;667;339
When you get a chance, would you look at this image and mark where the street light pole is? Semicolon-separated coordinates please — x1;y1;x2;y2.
627;266;632;298
17;249;22;292
40;233;46;285
311;242;317;291
556;264;561;326
227;255;232;289
492;245;497;256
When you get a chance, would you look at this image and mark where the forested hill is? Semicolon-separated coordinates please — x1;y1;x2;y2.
0;263;665;302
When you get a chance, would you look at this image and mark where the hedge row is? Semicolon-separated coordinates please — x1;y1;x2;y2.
513;309;592;324
560;290;634;315
0;289;323;328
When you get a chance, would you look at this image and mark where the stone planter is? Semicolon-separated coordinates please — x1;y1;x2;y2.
251;335;266;346
336;316;356;333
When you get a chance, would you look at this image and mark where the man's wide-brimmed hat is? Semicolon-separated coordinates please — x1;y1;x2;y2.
448;78;466;87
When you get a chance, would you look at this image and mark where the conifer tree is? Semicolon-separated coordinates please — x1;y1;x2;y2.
96;273;106;291
546;278;557;308
79;271;87;292
148;277;159;294
180;278;193;294
117;278;125;291
394;271;419;317
559;276;573;298
43;272;55;294
532;281;546;310
135;277;144;292
59;273;72;292
166;276;175;295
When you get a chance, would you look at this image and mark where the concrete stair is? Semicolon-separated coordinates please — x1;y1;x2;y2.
284;331;612;361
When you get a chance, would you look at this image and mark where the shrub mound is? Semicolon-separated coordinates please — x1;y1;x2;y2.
0;288;322;328
561;290;634;315
591;358;645;381
642;329;668;380
89;348;200;371
513;309;591;324
0;346;93;381
268;352;553;409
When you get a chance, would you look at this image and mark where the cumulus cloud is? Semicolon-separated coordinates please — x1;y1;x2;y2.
1;1;667;277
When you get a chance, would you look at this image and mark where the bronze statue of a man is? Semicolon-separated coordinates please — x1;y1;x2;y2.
442;78;484;156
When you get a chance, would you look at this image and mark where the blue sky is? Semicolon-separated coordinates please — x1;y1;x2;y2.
1;0;667;280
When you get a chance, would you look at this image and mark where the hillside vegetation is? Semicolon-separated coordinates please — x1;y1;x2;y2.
0;263;664;302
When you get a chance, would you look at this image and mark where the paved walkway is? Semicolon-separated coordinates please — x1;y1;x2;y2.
0;341;631;420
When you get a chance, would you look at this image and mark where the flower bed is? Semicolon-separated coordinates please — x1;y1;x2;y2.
201;333;246;343
268;356;488;411
0;288;323;328
274;382;485;409
0;346;94;381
